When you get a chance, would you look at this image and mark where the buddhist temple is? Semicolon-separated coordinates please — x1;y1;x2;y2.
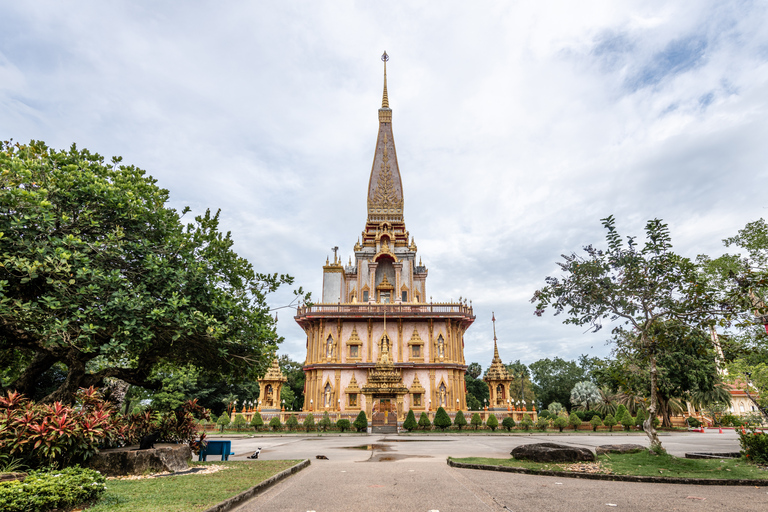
484;313;513;411
294;53;475;428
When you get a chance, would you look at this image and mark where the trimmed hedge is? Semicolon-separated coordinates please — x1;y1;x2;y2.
0;466;106;512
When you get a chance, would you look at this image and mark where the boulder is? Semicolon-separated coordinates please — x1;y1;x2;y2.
87;444;192;477
511;442;595;463
595;444;646;455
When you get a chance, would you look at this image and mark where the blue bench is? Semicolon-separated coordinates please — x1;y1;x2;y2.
198;440;234;461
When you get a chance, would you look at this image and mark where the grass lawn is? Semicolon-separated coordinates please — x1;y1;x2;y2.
451;452;768;480
86;460;301;512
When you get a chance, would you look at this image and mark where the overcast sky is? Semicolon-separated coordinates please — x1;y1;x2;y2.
2;1;767;370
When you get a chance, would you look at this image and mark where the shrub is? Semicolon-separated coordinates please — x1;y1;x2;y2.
582;410;598;422
285;414;299;431
470;413;483;430
739;428;768;464
603;414;617;432
250;411;264;431
538;410;551;420
303;413;316;432
353;411;368;432
486;414;499;431
634;409;646;430
720;414;741;427
547;402;564;416
403;410;418;432
535;417;549;431
590;415;603;432
502;416;516;432
217;414;231;432
233;414;248;431
269;416;282;431
519;417;534;431
418;412;431;430
336;419;351;432
0;466;106;512
686;416;702;428
574;411;586;421
318;411;332;432
553;417;568;432
621;415;635;431
434;407;452;431
568;412;582;430
454;410;468;430
615;405;628;424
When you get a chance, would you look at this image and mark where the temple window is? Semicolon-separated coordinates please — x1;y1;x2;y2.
411;345;420;358
348;393;358;407
349;345;359;358
413;393;422;407
363;290;369;302
401;291;407;302
380;291;391;303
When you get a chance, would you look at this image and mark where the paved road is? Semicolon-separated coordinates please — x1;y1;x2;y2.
224;432;768;512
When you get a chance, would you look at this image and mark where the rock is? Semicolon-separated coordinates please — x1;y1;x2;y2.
511;443;595;463
87;444;192;477
0;472;27;483
595;444;646;455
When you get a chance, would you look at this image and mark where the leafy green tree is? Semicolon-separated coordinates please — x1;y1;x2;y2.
547;402;564;417
0;141;303;403
470;413;482;430
519;417;534;431
217;414;230;432
269;416;282;431
615;404;628;424
336;419;351;432
278;355;306;411
466;362;483;380
353;411;368;432
403;410;417;431
634;409;646;430
465;393;482;411
486;414;499;431
553;416;568;432
318;411;332;432
233;414;247;431
465;372;489;411
418;412;431;430
250;411;264;431
590;415;603;431
502;416;516;431
454;410;467;430
603;414;617;431
532;216;732;451
529;358;587;411
621;414;635;431
433;407;451;431
303;413;315;432
536;417;549;431
570;381;601;411
568;412;582;431
506;360;537;407
286;414;299;431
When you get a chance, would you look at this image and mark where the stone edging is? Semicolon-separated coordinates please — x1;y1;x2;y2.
202;459;311;512
447;459;767;487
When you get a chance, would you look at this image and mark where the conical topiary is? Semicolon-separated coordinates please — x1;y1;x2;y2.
418;411;431;430
403;410;418;431
433;407;452;431
454;410;467;430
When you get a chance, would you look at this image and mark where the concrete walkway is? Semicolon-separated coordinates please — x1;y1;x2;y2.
229;432;768;511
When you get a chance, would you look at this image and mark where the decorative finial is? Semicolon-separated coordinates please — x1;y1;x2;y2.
492;312;497;341
381;51;389;109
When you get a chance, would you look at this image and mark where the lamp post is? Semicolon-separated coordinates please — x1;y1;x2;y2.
310;399;313;412
258;400;261;412
456;398;460;412
506;398;510;412
428;399;432;412
484;398;487;412
281;399;285;412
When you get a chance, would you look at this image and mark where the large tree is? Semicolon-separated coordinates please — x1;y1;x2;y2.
0;141;298;403
532;216;730;451
528;357;586;411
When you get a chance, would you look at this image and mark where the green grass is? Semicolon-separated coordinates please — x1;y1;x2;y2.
86;460;301;512
452;452;768;480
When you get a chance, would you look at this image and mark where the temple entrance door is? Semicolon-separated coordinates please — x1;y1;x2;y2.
372;397;394;426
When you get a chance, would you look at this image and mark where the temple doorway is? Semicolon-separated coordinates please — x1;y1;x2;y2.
372;396;394;426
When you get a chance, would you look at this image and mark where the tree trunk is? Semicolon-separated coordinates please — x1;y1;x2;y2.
657;395;673;428
643;351;663;452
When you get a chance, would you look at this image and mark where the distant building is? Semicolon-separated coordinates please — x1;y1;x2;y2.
294;53;475;426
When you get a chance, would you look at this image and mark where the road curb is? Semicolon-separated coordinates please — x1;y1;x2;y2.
447;459;767;486
202;459;311;512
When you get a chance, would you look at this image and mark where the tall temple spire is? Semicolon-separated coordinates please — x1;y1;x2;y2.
368;51;404;223
492;312;501;363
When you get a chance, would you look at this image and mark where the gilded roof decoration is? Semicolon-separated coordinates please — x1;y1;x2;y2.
484;313;513;383
263;359;287;382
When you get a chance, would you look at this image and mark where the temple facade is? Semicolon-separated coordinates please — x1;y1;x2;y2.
294;53;475;423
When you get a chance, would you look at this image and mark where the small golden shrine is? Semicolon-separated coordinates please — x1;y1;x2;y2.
361;331;409;416
258;359;287;411
484;313;513;410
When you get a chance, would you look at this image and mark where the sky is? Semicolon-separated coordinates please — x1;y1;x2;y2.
2;1;768;370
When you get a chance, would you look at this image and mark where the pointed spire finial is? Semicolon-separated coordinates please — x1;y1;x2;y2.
492;312;501;362
381;51;390;109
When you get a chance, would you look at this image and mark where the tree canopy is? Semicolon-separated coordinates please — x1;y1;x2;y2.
528;357;587;411
0;140;299;403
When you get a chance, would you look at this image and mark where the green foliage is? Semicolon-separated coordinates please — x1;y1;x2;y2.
353;411;368;432
553;416;568;432
547;402;564;417
434;407;452;431
535;417;549;431
615;404;628;423
603;414;617;431
336;419;351;432
486;414;499;431
466;362;483;379
686;416;702;428
590;415;603;431
303;413;316;432
403;410;418;431
465;393;481;411
720;414;742;427
217;414;230;432
506;360;537;406
635;409;646;429
739;428;768;464
568;412;582;430
529;358;587;411
538;410;551;420
250;411;264;431
278;355;306;412
454;410;467;430
0;466;106;512
570;380;602;411
418;412;431;430
285;414;299;431
470;413;482;430
621;414;635;431
233;414;247;431
465;373;490;411
582;410;599;421
502;416;516;431
519;417;534;431
318;411;332;432
269;416;282;431
0;140;302;403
